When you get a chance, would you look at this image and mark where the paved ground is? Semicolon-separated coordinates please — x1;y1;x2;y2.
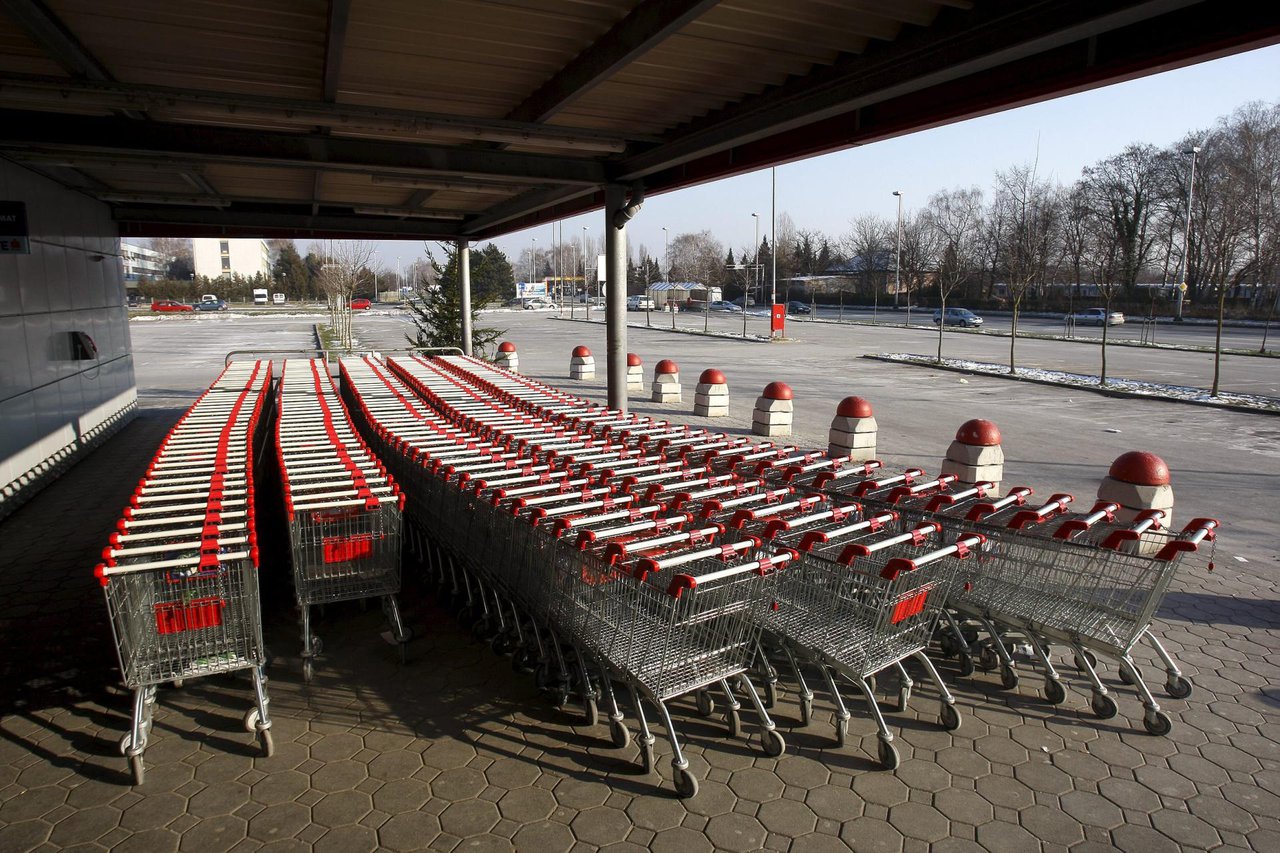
0;313;1277;852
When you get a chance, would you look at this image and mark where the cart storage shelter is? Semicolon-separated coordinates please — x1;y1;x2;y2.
1;0;1277;511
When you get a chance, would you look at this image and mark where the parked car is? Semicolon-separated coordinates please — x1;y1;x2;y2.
1069;307;1125;326
195;298;227;311
786;300;811;314
627;295;656;311
709;300;741;312
150;299;194;312
350;297;372;310
732;295;757;307
932;307;983;327
273;293;286;305
200;293;219;304
523;297;555;310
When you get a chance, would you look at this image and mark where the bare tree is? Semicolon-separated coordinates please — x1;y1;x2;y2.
316;240;375;351
994;163;1061;373
1080;143;1164;296
667;230;726;289
922;187;983;361
1082;216;1123;385
842;214;891;315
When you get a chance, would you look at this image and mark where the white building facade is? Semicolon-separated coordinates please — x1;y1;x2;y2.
193;238;270;279
119;242;166;280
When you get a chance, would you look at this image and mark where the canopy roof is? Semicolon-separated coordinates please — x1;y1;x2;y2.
0;0;1276;241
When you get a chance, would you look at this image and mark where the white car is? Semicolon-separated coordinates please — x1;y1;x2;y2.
522;297;555;310
932;307;983;327
627;295;656;310
1069;307;1125;326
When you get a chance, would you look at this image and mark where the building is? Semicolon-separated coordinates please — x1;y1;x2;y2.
119;242;165;281
193;238;270;279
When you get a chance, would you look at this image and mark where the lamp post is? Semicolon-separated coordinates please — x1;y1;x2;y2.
892;191;903;317
750;213;759;337
1174;146;1201;322
530;236;537;303
770;166;777;306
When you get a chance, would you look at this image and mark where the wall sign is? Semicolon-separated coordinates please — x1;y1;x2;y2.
0;201;30;254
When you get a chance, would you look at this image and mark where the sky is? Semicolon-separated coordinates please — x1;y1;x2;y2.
362;43;1280;276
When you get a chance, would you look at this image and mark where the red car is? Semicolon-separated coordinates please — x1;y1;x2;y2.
151;299;194;312
350;298;372;310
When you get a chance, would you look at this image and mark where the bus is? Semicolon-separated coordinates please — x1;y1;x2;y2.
252;288;269;305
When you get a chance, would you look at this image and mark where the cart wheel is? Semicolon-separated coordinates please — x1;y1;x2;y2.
958;653;975;678
834;717;849;748
1000;665;1019;690
512;646;537;674
799;695;813;727
1074;650;1097;671
609;719;631;750
939;703;961;732
695;690;715;717
938;635;958;658
1118;666;1136;685
1044;679;1066;705
302;659;315;684
640;741;655;775
171;678;185;689
456;605;474;628
978;646;999;672
583;696;598;727
1166;676;1193;699
258;728;274;758
726;709;741;739
763;680;777;709
310;636;323;656
130;753;145;786
894;686;911;713
674;767;700;799
1143;709;1173;736
866;674;877;695
961;627;979;645
877;737;900;771
119;733;134;756
243;707;261;733
1090;692;1118;720
761;728;786;758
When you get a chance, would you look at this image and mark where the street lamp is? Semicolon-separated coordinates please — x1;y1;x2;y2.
748;213;759;337
892;191;903;318
1174;146;1201;322
530;236;537;300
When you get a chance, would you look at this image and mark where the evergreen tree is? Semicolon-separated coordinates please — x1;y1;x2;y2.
405;244;504;356
471;243;516;305
271;241;309;297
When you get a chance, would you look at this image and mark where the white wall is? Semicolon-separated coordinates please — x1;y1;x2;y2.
193;237;269;279
0;160;137;518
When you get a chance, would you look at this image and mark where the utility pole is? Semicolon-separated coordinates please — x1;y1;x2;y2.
1174;146;1201;322
893;190;903;311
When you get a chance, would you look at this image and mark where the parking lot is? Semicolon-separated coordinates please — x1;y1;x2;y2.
0;311;1276;853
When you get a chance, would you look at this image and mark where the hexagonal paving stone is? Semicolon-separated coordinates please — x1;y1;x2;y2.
650;825;714;853
47;804;121;846
312;790;373;828
1133;764;1200;799
839;816;904;853
251;770;312;806
806;784;864;822
1151;809;1222;849
498;786;557;824
757;797;818;837
727;767;785;803
482;757;541;790
681;779;738;818
975;821;1039;853
888;801;950;843
371;778;433;815
377;812;442;853
1220;781;1280;817
112;827;181;853
309;759;370;793
1096;778;1162;813
774;756;831;791
935;746;992;779
1012;760;1073;795
430;766;488;801
1111;823;1180;853
313;823;378;853
367;750;423;781
625;795;687;832
422;738;478;771
974;775;1035;810
186;781;252;818
852;772;910;808
933;788;993;826
439;799;500;838
1019;803;1084;846
177;814;247;853
0;818;52;853
571;806;632;847
511;820;575;853
119;791;186;831
0;784;69;821
247;802;312;842
705;812;767;853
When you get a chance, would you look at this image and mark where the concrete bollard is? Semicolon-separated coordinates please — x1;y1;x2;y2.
651;359;681;403
1099;451;1174;554
569;345;595;380
941;419;1004;496
693;369;729;417
495;341;518;372
827;396;877;461
752;382;793;437
626;353;645;391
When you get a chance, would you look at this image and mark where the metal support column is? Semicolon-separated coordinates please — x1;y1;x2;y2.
458;239;473;356
604;184;642;412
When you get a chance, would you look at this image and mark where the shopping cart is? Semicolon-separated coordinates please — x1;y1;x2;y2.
277;359;408;681
96;360;274;785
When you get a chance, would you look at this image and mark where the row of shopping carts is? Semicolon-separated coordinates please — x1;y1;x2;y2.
275;359;409;682
95;360;275;785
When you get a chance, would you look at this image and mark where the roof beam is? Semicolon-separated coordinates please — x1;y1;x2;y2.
95;191;471;220
0;109;608;184
114;207;463;240
322;0;351;102
0;0;112;80
0;74;646;152
505;0;721;124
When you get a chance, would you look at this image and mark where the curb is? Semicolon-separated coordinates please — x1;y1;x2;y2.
553;315;779;343
861;354;1279;417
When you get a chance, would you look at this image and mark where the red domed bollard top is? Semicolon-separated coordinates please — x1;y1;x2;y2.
652;358;681;402
700;369;726;385
1109;451;1170;486
495;340;519;371
655;359;679;375
498;341;516;353
572;345;592;359
695;368;729;416
762;381;793;400
836;396;873;418
569;344;594;379
626;353;644;390
627;353;642;367
955;418;1001;446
